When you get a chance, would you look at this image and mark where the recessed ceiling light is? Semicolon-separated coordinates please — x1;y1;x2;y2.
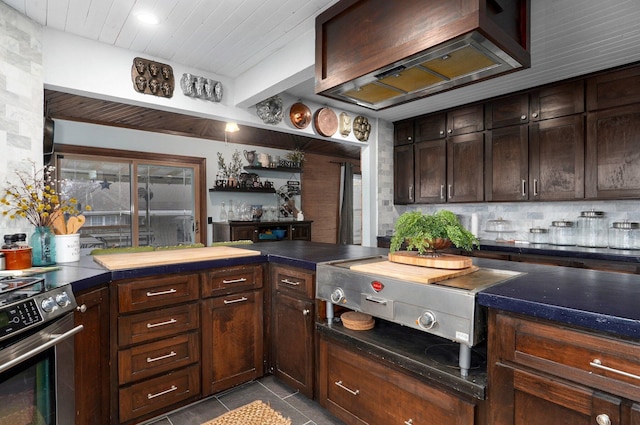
135;12;159;25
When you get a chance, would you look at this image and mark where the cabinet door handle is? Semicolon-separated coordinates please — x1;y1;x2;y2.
532;112;539;119
146;288;177;297
404;420;414;425
439;130;445;136
302;309;310;315
147;351;177;363
533;178;538;196
596;414;611;425
223;296;248;304
521;114;527;120
147;385;178;400
447;128;452;134
222;277;247;284
147;318;177;329
521;179;527;197
590;358;640;381
408;185;413;201
334;380;359;396
440;184;445;200
281;278;300;286
448;184;452;199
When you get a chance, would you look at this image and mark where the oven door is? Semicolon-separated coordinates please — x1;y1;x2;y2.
0;313;83;425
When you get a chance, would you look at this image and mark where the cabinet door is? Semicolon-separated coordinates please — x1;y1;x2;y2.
291;223;311;240
201;290;264;395
415;139;447;203
394;119;414;145
530;80;584;121
490;364;622;425
230;224;258;242
74;286;110;425
485;125;529;201
447;104;484;135
447;133;484;202
486;93;529;129
394;144;414;204
272;292;314;398
530;115;584;200
586;104;640;199
587;64;640;111
414;113;446;142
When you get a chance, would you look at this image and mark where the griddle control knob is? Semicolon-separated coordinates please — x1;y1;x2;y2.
330;288;345;304
417;311;437;330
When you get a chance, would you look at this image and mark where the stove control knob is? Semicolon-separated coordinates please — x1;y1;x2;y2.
330;288;345;304
41;296;58;313
55;292;71;307
417;311;437;330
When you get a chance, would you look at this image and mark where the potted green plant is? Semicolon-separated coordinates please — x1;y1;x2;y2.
390;210;479;255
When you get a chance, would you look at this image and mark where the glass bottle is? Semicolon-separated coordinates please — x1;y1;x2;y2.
30;226;56;266
227;199;235;220
219;201;228;222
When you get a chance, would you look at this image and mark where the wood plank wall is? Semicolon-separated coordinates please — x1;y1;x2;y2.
301;153;361;244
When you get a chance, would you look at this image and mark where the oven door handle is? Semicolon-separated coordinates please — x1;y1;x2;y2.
0;324;84;374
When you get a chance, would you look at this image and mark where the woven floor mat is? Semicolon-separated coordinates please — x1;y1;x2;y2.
201;400;291;425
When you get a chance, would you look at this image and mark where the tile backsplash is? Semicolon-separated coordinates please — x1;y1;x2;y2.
389;200;640;243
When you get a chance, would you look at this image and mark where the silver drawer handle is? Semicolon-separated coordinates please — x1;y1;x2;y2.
222;277;247;284
146;288;177;297
281;278;301;286
590;358;640;381
147;318;177;328
223;296;248;304
365;295;387;305
335;380;359;396
147;385;178;400
147;351;177;363
405;420;414;425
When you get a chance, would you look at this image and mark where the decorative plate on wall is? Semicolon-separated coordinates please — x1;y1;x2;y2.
289;102;312;129
314;107;338;137
353;115;371;141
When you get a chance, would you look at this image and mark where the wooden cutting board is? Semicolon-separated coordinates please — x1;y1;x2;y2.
350;260;478;284
93;246;261;271
388;251;473;269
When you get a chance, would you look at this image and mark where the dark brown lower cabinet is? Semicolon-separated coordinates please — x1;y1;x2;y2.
201;289;264;395
488;310;640;425
318;334;478;425
74;285;110;425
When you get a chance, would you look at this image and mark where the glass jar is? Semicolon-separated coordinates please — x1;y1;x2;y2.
529;227;548;244
576;210;608;247
549;220;575;245
609;221;640;250
30;226;56;266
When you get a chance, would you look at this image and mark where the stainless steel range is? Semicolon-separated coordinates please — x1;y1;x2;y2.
316;256;522;376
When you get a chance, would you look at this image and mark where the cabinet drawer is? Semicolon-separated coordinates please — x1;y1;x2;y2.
118;273;199;313
201;264;263;297
119;364;200;423
324;340;475;425
272;265;314;298
118;332;200;385
118;303;199;346
500;314;640;402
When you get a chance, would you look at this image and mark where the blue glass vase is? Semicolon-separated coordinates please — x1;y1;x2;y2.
30;226;56;266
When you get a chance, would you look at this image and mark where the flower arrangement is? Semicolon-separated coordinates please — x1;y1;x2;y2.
285;148;305;166
217;150;243;178
1;162;91;228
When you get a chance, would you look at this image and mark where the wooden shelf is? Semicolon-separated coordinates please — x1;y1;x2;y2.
209;187;276;193
243;166;302;173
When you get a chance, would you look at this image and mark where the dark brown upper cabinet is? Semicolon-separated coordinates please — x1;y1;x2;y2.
530;80;584;121
586;103;640;199
414;113;446;143
394;120;414;146
485;93;530;129
415;105;483;143
414;139;447;203
485;125;529;201
393;144;415;204
587;64;640;111
447;133;485;203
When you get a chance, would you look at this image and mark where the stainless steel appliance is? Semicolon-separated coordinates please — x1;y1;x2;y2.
0;276;82;424
316;256;521;376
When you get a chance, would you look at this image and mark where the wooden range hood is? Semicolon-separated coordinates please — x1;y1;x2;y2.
315;0;530;110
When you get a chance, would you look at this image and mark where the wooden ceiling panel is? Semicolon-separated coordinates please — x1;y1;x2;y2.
44;90;361;160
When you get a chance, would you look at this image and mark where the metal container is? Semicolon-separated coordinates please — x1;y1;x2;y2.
529;227;548;244
609;221;640;250
549;220;576;246
576;210;608;248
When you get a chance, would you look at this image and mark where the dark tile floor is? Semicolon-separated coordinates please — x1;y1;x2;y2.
142;375;346;425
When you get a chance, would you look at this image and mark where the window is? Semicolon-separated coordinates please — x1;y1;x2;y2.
54;146;205;253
